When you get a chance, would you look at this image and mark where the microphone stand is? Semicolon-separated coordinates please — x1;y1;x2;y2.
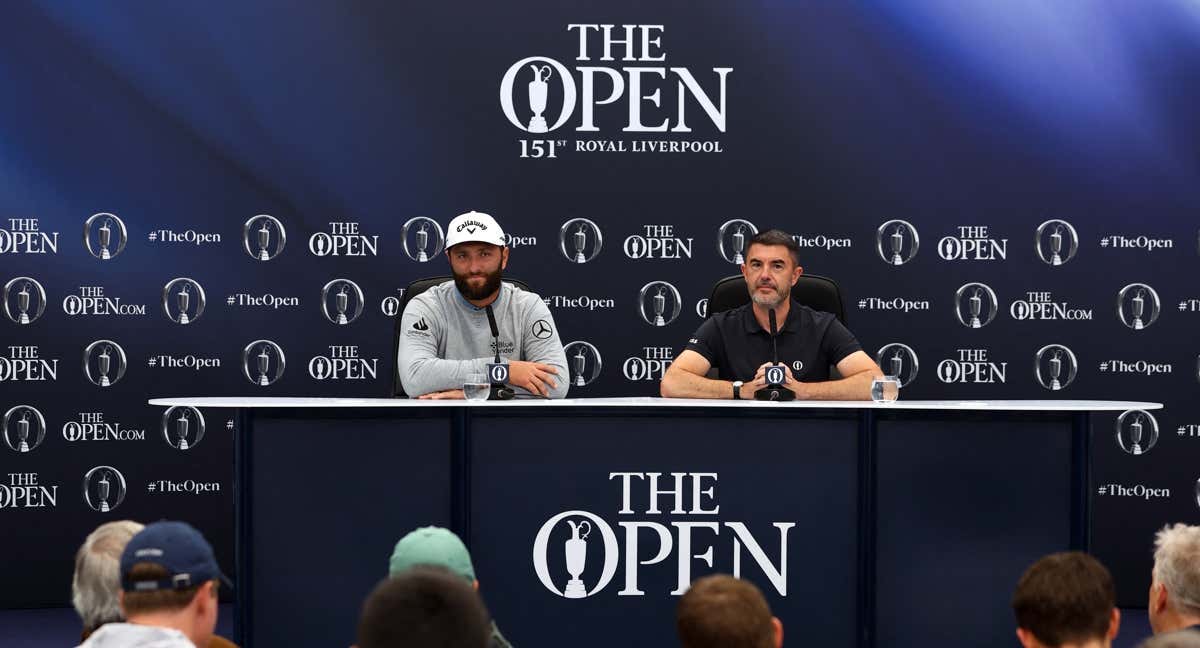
485;305;514;400
755;307;795;401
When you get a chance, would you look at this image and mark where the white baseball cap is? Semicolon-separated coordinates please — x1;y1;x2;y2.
445;211;506;249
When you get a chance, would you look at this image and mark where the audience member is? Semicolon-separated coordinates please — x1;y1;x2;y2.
1150;524;1200;635
73;520;144;639
389;526;512;647
1012;551;1119;648
356;567;490;648
77;520;229;648
1140;630;1200;648
676;574;783;648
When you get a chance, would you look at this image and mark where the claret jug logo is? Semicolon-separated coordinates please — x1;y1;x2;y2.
717;220;757;265
564;341;603;387
401;217;445;262
83;340;127;387
243;215;286;261
242;340;286;386
954;283;999;329
162;278;206;325
1034;344;1077;391
638;281;682;327
3;277;46;324
1035;220;1079;266
161;406;206;451
83;213;127;260
532;472;794;599
83;466;126;513
500;25;732;158
3;405;46;453
875;343;919;388
1116;283;1160;330
321;279;365;325
560;218;603;264
876;220;919;266
1115;410;1159;456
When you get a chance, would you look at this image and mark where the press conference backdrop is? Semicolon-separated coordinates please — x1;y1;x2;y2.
1;0;1198;610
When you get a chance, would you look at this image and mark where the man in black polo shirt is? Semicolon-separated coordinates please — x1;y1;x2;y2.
661;229;882;400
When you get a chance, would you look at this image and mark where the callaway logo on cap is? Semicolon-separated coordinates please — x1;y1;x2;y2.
445;211;506;249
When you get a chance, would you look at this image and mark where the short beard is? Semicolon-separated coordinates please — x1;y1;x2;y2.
750;284;789;308
454;266;504;301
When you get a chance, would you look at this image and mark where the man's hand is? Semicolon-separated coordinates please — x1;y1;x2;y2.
417;389;465;400
508;360;559;397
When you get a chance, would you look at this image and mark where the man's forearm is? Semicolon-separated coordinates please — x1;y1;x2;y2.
796;370;880;401
660;370;734;399
402;356;489;396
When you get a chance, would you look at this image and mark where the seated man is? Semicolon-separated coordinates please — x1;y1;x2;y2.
78;520;230;648
676;574;783;648
397;211;568;399
73;520;144;640
388;526;512;648
661;229;881;400
356;567;491;648
1012;552;1120;648
1149;524;1200;635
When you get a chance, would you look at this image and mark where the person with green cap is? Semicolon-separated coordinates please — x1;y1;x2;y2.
389;526;513;648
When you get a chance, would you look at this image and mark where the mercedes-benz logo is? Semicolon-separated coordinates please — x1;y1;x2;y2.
161;278;206;325
1035;219;1079;266
717;219;758;264
532;319;554;340
161;406;206;451
876;220;919;266
321;279;365;325
83;213;128;260
1034;344;1077;391
1116;283;1160;330
954;282;999;329
243;215;287;261
3;277;46;325
638;281;682;327
83;340;128;387
875;343;919;387
564;341;603;387
242;339;286;386
3;405;46;453
401;217;445;262
1115;409;1159;456
82;465;127;512
559;218;603;264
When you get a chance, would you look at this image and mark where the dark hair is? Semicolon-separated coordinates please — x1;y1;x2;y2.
358;567;490;648
1012;552;1115;646
746;229;800;266
121;563;213;617
677;574;774;648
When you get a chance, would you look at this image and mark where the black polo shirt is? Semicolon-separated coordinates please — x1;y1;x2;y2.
684;301;862;382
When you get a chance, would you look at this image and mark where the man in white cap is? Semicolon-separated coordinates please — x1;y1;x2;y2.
397;211;568;399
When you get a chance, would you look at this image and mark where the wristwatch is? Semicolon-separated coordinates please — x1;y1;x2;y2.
732;380;743;400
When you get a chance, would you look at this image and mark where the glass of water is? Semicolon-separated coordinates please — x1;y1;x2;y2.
464;373;491;401
871;375;901;403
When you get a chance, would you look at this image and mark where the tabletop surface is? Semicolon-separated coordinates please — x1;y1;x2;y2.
148;396;1162;412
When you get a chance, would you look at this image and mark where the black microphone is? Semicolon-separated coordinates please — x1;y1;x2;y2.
755;307;795;401
484;305;513;400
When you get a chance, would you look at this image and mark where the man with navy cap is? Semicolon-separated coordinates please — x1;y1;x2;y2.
77;520;230;648
397;211;568;399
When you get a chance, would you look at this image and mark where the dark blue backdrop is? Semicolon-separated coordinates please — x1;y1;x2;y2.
1;0;1198;611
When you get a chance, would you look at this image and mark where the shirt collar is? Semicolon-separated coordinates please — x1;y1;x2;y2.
741;300;804;334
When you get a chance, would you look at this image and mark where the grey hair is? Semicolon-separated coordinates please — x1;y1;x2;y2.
1139;629;1200;648
72;520;144;632
1154;524;1200;616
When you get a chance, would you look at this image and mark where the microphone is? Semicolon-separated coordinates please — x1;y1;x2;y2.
484;305;514;400
755;307;795;401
